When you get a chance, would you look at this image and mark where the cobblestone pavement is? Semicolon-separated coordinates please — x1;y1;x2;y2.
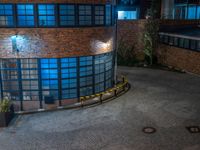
0;67;200;150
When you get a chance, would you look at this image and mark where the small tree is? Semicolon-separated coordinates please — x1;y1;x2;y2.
143;0;160;65
117;39;138;66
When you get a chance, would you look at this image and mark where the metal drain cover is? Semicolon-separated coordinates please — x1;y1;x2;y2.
186;126;200;133
142;127;156;134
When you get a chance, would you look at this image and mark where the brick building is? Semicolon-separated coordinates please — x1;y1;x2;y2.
117;0;200;74
0;0;116;111
0;0;200;112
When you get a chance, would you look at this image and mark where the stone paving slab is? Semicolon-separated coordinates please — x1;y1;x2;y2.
0;67;200;150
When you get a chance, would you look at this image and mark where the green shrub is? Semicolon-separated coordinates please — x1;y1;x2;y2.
0;98;12;113
117;39;139;66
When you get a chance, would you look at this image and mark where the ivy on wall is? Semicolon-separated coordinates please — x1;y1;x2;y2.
143;0;160;65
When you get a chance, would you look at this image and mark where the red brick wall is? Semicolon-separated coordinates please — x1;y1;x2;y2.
157;44;200;75
117;20;146;60
0;27;115;58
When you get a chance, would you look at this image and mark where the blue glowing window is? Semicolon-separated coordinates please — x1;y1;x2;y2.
42;80;58;90
61;68;77;78
95;82;104;93
80;66;93;77
78;5;92;26
17;4;35;26
62;89;77;99
0;4;14;26
188;5;196;19
38;4;55;26
62;79;77;89
59;5;75;26
106;5;111;25
61;57;77;67
118;10;138;20
80;56;92;66
197;6;200;19
95;5;104;25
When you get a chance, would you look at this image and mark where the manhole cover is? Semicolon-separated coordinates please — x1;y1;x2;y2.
142;127;156;134
186;126;200;133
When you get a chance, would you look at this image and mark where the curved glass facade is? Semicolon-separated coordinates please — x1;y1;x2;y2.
0;52;114;110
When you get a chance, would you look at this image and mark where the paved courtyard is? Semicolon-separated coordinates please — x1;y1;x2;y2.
0;67;200;150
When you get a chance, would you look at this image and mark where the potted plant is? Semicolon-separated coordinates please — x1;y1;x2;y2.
0;98;14;127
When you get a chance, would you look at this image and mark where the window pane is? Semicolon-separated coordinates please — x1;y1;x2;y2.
197;6;200;19
79;5;92;25
188;5;196;19
118;10;137;20
95;5;104;25
106;5;111;25
0;4;14;27
59;4;75;26
38;4;55;26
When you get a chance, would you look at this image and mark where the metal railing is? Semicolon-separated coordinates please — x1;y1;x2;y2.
80;76;130;107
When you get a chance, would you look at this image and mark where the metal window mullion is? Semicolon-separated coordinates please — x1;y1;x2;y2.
55;4;59;27
104;59;106;90
57;58;62;106
13;4;17;27
92;56;95;94
103;5;106;26
37;59;43;109
112;51;116;85
75;4;79;26
34;4;38;27
17;59;23;111
77;57;80;101
0;61;3;100
36;4;39;27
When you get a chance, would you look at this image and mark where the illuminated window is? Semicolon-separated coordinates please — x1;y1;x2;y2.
38;4;55;27
0;4;14;27
95;5;104;25
17;4;35;27
197;6;200;19
41;58;58;100
174;5;187;19
78;5;92;26
59;4;75;26
106;5;112;25
188;5;196;19
118;10;138;20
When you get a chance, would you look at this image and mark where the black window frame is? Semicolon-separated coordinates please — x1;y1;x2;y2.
16;4;35;27
58;4;76;27
37;4;57;27
94;5;105;26
0;4;15;27
78;4;92;26
0;3;115;28
105;4;112;26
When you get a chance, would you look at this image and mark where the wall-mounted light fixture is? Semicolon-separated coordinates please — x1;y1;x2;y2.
11;35;19;53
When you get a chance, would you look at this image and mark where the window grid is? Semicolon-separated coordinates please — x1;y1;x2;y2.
95;5;104;25
0;52;114;105
159;34;200;52
38;4;56;27
0;3;114;27
78;5;92;26
106;5;112;25
59;4;75;26
17;4;35;27
0;4;14;27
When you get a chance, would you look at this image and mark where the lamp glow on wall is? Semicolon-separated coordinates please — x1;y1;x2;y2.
91;39;113;53
11;35;19;53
